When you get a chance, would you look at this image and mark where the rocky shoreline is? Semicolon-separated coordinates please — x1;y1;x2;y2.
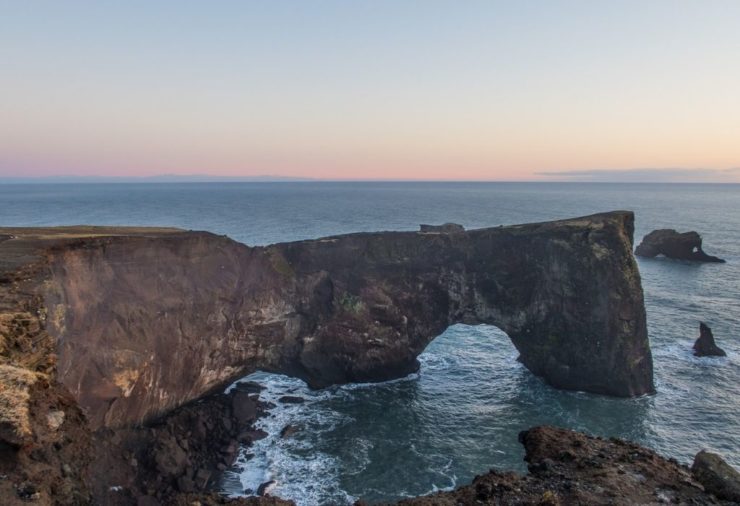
1;358;738;506
8;378;737;506
387;426;740;505
0;375;290;505
0;216;735;504
87;381;281;505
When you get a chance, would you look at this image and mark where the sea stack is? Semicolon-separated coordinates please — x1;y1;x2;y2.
635;229;725;262
693;323;727;357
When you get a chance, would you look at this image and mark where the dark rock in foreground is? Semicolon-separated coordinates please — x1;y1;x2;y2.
393;426;738;505
170;494;291;505
692;450;740;502
694;322;727;357
635;229;725;262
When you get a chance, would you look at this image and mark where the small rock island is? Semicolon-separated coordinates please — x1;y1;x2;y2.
694;322;728;357
635;229;725;262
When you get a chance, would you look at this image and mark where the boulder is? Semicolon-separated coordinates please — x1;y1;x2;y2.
692;450;740;501
635;229;725;262
279;424;299;438
233;381;264;394
46;410;66;431
237;429;268;443
257;480;276;496
153;435;189;477
231;391;257;425
277;395;305;404
693;323;727;357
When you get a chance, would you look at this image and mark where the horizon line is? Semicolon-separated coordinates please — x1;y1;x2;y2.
2;167;739;184
1;177;739;185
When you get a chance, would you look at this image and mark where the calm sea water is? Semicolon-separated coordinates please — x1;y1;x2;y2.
1;182;738;504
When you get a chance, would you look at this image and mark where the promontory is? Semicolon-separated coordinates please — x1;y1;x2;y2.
0;211;655;503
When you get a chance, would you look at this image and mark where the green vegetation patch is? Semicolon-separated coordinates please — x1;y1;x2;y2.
269;250;295;277
339;293;366;314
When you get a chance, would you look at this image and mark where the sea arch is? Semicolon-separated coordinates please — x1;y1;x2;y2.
15;211;654;429
280;211;653;399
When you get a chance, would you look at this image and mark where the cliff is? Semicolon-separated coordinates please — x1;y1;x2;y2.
0;212;652;434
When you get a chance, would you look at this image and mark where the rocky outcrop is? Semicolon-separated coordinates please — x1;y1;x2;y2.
635;229;725;262
392;426;737;505
0;375;93;505
692;450;740;502
694;323;727;357
87;382;279;505
0;212;652;433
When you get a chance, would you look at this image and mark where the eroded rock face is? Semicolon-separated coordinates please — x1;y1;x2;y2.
635;229;725;262
694;323;727;357
87;384;278;505
0;211;653;430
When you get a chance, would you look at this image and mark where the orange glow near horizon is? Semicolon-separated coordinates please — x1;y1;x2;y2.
1;2;739;182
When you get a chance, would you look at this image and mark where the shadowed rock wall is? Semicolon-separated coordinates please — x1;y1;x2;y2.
2;211;653;430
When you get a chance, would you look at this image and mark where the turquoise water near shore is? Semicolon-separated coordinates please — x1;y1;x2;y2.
2;182;738;504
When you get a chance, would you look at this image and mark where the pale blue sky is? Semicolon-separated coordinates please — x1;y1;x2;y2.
2;1;739;180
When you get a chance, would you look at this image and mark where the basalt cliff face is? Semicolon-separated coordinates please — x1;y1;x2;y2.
0;211;653;434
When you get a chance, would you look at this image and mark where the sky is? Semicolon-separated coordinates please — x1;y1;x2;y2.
1;1;740;182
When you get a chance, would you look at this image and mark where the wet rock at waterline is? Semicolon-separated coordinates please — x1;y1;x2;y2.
277;395;305;404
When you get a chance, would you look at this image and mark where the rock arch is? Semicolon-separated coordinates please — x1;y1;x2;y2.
1;211;653;429
278;211;653;398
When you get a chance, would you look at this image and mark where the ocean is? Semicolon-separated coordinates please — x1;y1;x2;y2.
1;181;738;504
